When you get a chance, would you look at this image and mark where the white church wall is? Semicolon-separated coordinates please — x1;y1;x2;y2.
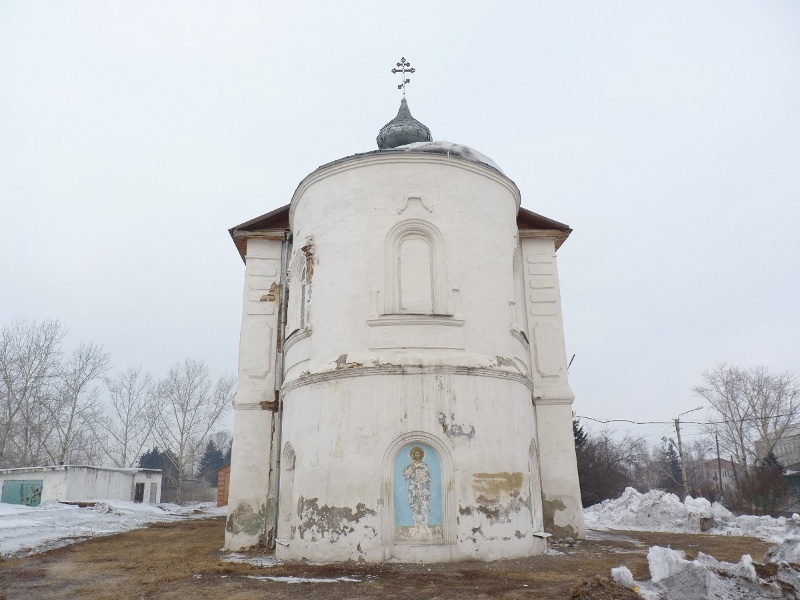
276;372;546;563
520;235;585;538
225;236;283;550
285;153;525;382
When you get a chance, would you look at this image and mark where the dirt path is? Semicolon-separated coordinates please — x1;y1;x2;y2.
0;517;773;599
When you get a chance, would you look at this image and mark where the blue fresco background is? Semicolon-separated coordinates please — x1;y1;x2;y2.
393;443;442;526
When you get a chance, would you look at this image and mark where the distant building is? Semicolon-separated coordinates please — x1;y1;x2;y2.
217;464;230;507
703;458;739;492
755;425;800;469
0;465;162;506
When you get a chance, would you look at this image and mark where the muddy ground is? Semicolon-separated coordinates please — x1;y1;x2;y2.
0;517;775;599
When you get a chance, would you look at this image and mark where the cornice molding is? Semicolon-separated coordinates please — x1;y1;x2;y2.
281;364;533;394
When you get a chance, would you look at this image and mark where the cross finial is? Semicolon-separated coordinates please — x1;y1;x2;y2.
391;57;415;97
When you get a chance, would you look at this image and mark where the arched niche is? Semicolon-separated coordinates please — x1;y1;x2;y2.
278;442;296;540
381;432;455;546
384;219;450;315
512;246;528;333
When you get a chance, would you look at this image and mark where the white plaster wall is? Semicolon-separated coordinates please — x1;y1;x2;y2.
0;469;68;503
43;470;69;502
64;468;163;502
277;372;545;563
225;236;284;550
286;154;525;378
520;236;585;538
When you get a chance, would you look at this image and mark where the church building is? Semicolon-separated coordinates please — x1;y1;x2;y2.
225;78;584;562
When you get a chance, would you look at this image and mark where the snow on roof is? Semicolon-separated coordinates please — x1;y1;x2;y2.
391;141;504;173
0;465;161;476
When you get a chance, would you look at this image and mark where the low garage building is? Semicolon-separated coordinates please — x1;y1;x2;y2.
0;465;162;506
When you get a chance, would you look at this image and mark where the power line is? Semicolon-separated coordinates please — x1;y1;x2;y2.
575;413;799;427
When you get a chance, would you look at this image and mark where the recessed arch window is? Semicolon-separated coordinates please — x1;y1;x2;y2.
287;250;311;335
384;219;450;315
299;264;307;329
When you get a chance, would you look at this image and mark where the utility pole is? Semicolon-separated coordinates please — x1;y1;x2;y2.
674;406;703;499
715;433;723;496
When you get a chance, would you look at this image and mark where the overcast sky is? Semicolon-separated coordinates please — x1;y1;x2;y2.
1;2;798;446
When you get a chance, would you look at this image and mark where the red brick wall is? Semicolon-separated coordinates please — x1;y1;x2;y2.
217;464;231;507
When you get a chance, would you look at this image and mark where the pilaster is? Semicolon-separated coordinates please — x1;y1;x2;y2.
519;235;585;538
225;237;284;550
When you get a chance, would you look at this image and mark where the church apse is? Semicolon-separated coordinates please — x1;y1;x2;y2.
227;64;584;559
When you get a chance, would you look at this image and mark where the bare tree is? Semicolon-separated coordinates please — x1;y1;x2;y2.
42;341;110;464
683;438;714;497
153;359;235;503
574;423;649;507
0;319;65;467
695;364;800;468
743;366;800;459
95;366;157;467
210;429;232;460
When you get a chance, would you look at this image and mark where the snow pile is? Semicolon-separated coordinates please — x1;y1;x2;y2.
584;488;732;533
0;500;224;558
765;534;800;564
611;546;799;599
588;489;800;598
721;513;800;543
585;487;800;543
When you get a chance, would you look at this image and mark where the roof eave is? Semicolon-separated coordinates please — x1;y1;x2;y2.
228;203;291;262
517;206;573;249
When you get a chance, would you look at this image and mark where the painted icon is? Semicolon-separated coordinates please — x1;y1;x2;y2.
394;442;443;542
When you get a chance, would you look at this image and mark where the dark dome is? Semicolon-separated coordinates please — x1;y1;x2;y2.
376;98;432;149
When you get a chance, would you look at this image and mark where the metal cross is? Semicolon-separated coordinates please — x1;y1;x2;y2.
391;57;415;96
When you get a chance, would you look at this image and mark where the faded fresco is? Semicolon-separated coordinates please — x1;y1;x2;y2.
393;443;443;542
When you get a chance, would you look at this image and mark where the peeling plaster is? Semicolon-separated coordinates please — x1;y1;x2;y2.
334;354;364;370
438;413;475;438
297;496;376;543
473;472;524;497
493;356;521;372
542;495;578;538
226;500;271;546
460;492;529;525
300;237;315;281
455;471;532;544
457;496;532;544
259;282;281;303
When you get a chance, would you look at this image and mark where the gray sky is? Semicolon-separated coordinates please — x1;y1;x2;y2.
1;1;798;447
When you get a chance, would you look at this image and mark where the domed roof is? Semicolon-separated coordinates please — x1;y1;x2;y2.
376;98;432;149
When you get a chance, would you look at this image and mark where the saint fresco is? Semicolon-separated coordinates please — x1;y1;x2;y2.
394;443;443;542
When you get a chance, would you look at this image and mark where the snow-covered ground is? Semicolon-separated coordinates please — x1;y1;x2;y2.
586;487;800;598
0;499;225;558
